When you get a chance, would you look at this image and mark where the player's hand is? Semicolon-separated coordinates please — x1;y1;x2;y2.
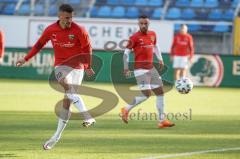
16;58;26;67
123;69;131;78
85;68;95;77
170;56;173;63
189;57;193;64
159;60;164;71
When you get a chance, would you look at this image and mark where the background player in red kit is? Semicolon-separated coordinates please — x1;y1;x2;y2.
0;29;4;63
121;15;175;128
170;24;194;80
16;4;95;150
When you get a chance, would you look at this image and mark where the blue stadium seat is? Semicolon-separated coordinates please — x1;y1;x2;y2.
208;9;223;21
204;0;219;8
122;0;135;5
231;0;239;8
182;8;196;20
213;25;229;32
0;0;18;2
18;4;30;15
107;0;120;5
95;0;107;5
148;0;163;6
188;24;201;32
174;24;201;32
219;0;231;6
97;6;111;17
0;3;4;14
166;8;181;19
50;0;57;4
135;0;147;6
196;9;208;20
90;7;98;17
2;3;15;15
175;0;190;7
49;5;58;16
140;8;153;17
223;9;234;21
68;0;81;5
201;25;214;32
34;4;44;15
174;24;181;32
151;8;162;19
126;7;139;18
111;6;125;18
190;0;204;8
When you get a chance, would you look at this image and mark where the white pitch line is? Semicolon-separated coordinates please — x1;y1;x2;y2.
138;147;240;159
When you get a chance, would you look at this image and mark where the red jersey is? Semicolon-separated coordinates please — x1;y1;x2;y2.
170;33;194;58
24;21;92;69
0;30;4;58
126;30;157;69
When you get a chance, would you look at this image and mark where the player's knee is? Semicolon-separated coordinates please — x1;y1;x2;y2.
158;91;164;96
158;88;164;96
152;86;164;96
63;98;71;109
142;91;151;98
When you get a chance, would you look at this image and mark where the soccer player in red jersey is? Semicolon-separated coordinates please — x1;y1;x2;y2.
0;29;4;62
170;24;194;80
16;4;95;150
121;15;175;128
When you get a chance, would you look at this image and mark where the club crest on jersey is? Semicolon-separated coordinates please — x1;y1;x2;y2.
68;34;75;40
150;36;155;42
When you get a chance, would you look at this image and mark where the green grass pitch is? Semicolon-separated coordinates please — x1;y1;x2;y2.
0;79;240;159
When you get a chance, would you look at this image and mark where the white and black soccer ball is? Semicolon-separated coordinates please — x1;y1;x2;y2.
175;77;193;94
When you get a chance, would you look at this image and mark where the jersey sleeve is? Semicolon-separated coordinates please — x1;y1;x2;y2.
153;32;163;62
188;35;194;58
0;30;4;58
77;26;92;69
126;35;136;49
24;28;50;61
170;35;177;56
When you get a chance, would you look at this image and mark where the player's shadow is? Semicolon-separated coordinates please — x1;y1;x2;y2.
0;154;19;158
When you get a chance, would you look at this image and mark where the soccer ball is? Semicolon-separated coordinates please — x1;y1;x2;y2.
175;77;193;94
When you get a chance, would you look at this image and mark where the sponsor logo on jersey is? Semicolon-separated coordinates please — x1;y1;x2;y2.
68;34;75;40
139;39;144;45
188;55;224;86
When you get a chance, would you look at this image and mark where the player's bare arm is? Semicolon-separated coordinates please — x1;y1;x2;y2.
123;48;131;77
85;68;95;77
154;44;164;71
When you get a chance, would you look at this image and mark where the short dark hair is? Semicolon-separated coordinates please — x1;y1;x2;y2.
138;15;149;19
59;4;74;13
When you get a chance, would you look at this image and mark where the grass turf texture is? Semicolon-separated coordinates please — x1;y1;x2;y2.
0;79;240;159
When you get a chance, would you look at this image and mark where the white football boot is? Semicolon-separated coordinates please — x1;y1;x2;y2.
43;137;59;150
82;118;96;127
